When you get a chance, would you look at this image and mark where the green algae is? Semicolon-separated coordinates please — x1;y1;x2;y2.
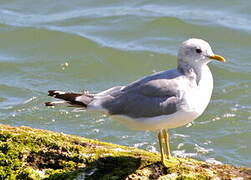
0;124;251;180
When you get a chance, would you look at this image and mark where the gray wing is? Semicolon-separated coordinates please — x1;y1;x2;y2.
97;69;184;118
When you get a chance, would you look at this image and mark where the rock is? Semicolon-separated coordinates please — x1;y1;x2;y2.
0;124;250;179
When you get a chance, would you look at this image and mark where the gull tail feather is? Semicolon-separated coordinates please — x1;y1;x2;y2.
45;90;94;107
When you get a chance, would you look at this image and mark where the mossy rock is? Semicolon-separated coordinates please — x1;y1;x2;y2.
0;124;250;180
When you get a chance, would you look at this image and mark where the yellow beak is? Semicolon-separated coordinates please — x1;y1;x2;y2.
209;54;226;62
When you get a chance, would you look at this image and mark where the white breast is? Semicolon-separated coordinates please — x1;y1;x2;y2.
185;65;213;115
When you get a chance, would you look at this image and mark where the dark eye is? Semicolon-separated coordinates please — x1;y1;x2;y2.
196;48;202;54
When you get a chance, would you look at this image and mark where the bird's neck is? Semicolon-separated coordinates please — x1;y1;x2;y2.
178;61;209;85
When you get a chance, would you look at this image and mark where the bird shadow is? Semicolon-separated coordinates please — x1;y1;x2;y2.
79;156;141;180
76;156;168;180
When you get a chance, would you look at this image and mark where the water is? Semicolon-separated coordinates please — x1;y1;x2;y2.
0;0;250;167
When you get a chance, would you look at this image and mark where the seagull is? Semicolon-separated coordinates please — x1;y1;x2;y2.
45;38;225;164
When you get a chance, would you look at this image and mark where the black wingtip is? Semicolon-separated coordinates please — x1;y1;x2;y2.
48;90;56;96
45;102;54;106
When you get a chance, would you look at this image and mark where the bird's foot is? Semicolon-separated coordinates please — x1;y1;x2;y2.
161;156;180;167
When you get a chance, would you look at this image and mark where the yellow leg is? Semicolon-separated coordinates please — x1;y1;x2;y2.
163;129;171;159
158;131;164;163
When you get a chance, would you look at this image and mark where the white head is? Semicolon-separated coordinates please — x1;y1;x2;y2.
178;38;225;67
